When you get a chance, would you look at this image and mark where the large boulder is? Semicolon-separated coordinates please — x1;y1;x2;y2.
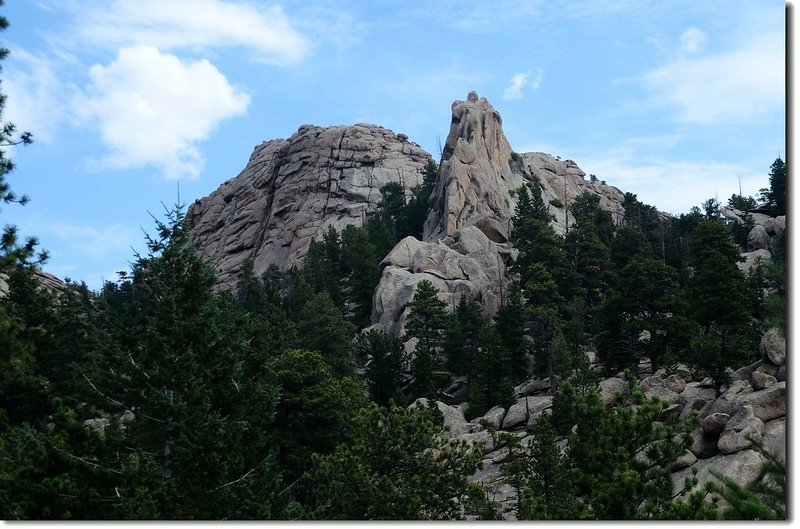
717;406;764;454
746;225;770;251
599;377;629;405
762;418;786;464
701;412;730;435
735;382;786;422
672;449;764;497
476;406;506;431
759;328;785;366
737;248;771;275
411;398;469;437
501;396;553;430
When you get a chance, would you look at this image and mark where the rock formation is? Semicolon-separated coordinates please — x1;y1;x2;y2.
371;92;626;337
187;124;432;289
721;206;786;275
425;327;787;520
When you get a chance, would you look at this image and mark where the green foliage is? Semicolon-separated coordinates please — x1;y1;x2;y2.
727;193;757;211
405;280;449;399
374;159;438;244
502;418;584;519
560;376;701;519
494;281;528;381
465;326;514;418
266;348;367;483
303;403;484;520
687;219;759;393
296;292;356;376
358;329;406;406
767;158;786;215
92;206;285;518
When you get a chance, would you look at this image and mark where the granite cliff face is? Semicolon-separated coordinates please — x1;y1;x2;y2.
189;92;627;298
371;92;627;336
187;123;432;289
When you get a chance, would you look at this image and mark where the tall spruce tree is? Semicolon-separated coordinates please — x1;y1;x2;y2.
405;280;449;399
92;206;284;518
687;219;758;394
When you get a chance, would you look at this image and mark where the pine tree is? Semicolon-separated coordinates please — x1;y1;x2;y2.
304;403;484;520
266;348;367;485
340;225;381;328
358;329;406;406
405;280;449;399
767;158;785;215
494;280;528;381
296;292;356;376
687;219;758;394
90;206;284;518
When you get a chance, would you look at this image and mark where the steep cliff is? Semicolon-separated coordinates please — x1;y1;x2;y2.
371;92;627;336
187;123;432;289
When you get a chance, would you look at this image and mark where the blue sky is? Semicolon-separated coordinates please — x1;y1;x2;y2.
2;0;787;289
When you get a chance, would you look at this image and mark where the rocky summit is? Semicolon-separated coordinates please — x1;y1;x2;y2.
188;123;432;289
190;92;627;333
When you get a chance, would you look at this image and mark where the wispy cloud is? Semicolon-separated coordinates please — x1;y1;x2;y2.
502;69;543;100
679;27;708;54
573;145;766;214
75;0;311;66
4;48;78;142
75;45;250;179
641;31;783;124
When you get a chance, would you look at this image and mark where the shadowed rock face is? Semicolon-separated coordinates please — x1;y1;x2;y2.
187;123;432;289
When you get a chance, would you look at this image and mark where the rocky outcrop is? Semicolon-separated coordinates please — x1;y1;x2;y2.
188;123;432;289
371;92;626;337
722;206;785;276
447;327;785;518
0;270;64;298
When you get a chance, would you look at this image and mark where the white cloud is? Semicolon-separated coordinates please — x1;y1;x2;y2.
679;27;708;54
502;69;543;100
575;153;765;214
76;45;250;179
76;0;310;66
4;48;76;142
642;31;783;124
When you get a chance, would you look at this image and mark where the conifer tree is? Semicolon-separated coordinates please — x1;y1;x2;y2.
687;219;758;394
304;403;484;520
358;329;406;406
92;206;284;518
405;280;449;399
494;280;528;381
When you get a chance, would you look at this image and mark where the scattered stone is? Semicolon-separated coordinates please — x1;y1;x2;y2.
717;406;764;455
735;382;786;422
599;377;628;405
679;397;708;421
702;413;730;435
83;418;109;433
750;371;777;390
759;328;785;366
